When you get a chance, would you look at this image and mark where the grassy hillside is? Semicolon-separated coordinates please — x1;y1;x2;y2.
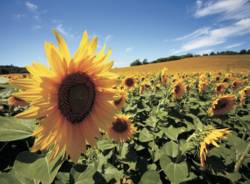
112;55;250;75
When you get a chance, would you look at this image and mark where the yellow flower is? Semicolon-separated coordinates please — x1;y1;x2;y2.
198;81;208;94
231;79;242;90
208;95;236;116
160;67;168;86
12;30;118;162
216;83;227;94
199;128;230;168
108;114;136;142
239;86;250;104
173;80;186;99
113;90;126;109
123;76;136;89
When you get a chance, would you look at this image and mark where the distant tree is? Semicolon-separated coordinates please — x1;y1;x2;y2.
0;68;9;74
142;59;149;64
210;51;215;55
130;59;142;66
203;54;208;56
247;49;250;54
240;49;247;54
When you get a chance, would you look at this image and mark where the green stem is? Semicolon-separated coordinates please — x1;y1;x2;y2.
234;143;250;172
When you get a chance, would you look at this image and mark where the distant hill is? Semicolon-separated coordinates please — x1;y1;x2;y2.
112;55;250;75
0;65;27;74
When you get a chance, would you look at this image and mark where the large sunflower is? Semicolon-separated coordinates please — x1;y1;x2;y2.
12;30;118;162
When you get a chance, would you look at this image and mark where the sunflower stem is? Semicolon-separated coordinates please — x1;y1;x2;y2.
234;143;250;172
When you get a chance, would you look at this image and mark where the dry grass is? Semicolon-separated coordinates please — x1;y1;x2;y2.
112;55;250;75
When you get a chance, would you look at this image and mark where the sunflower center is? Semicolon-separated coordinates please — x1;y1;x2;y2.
125;78;134;87
58;72;95;124
112;119;128;133
175;85;180;94
215;99;228;110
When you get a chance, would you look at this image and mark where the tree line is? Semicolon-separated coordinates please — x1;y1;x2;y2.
0;65;27;74
130;49;250;66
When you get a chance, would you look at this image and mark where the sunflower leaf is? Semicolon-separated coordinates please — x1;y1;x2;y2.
13;151;50;184
139;170;162;184
0;116;36;141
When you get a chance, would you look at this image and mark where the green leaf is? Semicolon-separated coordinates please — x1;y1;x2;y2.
159;155;171;170
103;164;123;182
162;125;179;141
48;149;66;183
139;170;162;184
75;165;96;184
13;150;65;184
160;141;180;158
0;116;36;141
97;138;116;151
139;128;154;142
225;172;242;183
13;151;51;184
162;161;189;184
0;173;22;184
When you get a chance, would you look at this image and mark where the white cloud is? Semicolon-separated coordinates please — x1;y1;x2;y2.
194;0;250;20
33;25;42;30
175;27;210;41
225;42;244;49
194;49;213;55
181;18;250;51
105;34;112;42
14;13;25;19
125;47;133;53
25;1;38;12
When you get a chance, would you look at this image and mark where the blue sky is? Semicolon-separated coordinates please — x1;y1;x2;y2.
1;0;250;67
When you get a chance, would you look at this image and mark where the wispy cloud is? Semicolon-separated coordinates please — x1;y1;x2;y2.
194;0;250;20
56;24;75;39
225;42;244;49
25;1;38;12
14;13;25;19
105;34;112;42
175;27;210;41
32;25;42;30
180;18;250;51
125;47;133;53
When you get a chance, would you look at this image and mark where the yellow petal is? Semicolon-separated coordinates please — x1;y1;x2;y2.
53;30;71;62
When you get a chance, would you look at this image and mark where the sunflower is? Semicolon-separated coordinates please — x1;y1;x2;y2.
173;80;186;99
216;83;227;94
139;82;150;94
231;79;242;90
12;30;118;162
160;67;168;86
239;86;250;104
113;90;126;109
199;128;230;168
8;96;28;107
208;95;236;116
123;77;136;89
108;114;136;142
198;81;208;94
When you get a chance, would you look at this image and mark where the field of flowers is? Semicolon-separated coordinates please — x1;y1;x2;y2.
0;31;249;184
0;69;249;184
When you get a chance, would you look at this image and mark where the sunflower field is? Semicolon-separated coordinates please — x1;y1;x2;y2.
0;31;250;184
